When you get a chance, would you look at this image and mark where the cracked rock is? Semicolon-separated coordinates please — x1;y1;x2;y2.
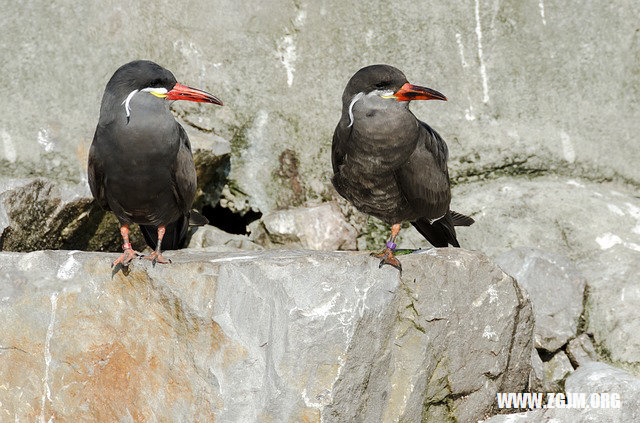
0;248;532;422
495;247;585;352
437;176;640;365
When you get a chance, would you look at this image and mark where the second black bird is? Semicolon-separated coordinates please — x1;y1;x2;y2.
331;64;474;270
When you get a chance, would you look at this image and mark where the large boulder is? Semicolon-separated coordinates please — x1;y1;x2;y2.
0;248;532;422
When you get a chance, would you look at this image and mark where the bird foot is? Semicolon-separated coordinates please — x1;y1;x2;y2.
371;248;402;272
111;248;142;268
141;251;172;266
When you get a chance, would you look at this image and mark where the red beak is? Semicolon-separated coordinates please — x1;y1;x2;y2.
393;82;447;102
166;83;223;105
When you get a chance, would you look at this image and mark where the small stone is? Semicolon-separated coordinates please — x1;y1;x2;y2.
543;351;574;392
249;202;357;250
566;334;597;367
187;224;262;251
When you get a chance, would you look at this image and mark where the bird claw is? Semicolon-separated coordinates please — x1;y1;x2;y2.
111;248;142;268
371;248;403;272
141;251;172;266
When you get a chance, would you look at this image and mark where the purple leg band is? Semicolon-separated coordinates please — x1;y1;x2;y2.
386;241;397;250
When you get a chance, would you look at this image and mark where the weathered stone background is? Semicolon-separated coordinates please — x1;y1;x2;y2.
1;1;638;211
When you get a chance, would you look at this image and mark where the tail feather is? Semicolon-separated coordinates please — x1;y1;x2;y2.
140;210;209;251
189;210;209;226
140;215;189;251
451;210;475;227
411;210;474;248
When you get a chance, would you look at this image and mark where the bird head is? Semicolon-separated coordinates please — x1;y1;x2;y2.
341;64;446;127
102;60;223;123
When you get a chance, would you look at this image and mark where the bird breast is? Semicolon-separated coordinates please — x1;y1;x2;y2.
349;98;420;171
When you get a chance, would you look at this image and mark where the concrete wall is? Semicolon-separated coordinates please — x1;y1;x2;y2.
1;0;638;212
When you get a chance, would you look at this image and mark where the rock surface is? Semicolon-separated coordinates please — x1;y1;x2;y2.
0;248;532;422
188;224;263;251
566;334;598;368
249;202;357;250
187;129;231;209
542;351;574;392
0;177;136;252
495;247;585;352
402;176;640;368
529;349;544;392
483;362;640;422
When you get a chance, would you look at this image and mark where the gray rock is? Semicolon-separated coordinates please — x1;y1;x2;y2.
566;334;598;368
543;351;573;392
581;244;640;364
563;362;640;421
481;411;542;422
495;247;585;352
0;248;532;422
483;362;640;422
187;224;263;251
249;202;357;250
2;2;639;214
401;176;640;367
529;349;544;392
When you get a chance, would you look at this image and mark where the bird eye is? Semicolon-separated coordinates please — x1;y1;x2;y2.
375;82;388;88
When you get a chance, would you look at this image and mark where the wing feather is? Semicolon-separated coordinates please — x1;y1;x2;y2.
395;121;451;219
170;124;197;214
87;129;110;210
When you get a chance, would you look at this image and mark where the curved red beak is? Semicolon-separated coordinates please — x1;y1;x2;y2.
166;83;223;105
393;82;447;102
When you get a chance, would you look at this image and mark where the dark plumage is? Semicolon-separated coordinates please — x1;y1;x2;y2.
331;64;473;269
88;60;222;267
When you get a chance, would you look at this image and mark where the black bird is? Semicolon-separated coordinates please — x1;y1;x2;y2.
332;64;474;270
88;60;222;267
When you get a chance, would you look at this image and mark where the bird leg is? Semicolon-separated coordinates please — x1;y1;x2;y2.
372;223;402;271
112;224;142;268
142;225;172;266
